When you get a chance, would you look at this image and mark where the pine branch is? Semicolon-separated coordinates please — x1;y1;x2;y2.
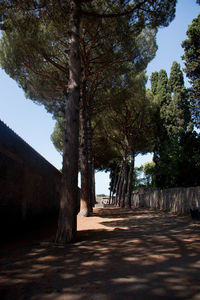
81;0;147;19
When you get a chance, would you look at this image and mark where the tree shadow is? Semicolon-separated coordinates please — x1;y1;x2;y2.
0;208;200;299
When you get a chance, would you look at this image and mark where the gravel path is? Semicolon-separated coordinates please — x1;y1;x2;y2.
0;207;200;299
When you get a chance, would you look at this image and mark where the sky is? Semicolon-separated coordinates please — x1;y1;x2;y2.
0;0;199;195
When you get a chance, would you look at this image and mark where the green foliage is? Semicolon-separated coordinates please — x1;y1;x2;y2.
92;122;120;171
176;132;200;187
154;132;200;187
98;70;155;157
97;194;107;197
182;14;200;128
163;62;192;136
150;72;158;95
0;1;159;119
46;19;158;172
51;118;64;154
143;161;156;186
168;61;184;93
0;6;67;117
134;161;155;188
0;0;177;128
0;0;178;198
150;61;198;188
156;69;170;103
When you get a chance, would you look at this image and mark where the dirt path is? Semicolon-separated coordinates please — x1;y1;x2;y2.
0;207;200;300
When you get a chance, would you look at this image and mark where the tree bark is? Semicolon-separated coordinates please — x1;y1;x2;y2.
109;170;113;204
126;152;135;208
112;166;120;205
79;82;90;217
55;1;81;243
118;171;124;207
92;159;96;206
121;156;128;208
115;174;120;206
111;166;118;205
116;163;124;207
87;114;94;212
115;165;122;206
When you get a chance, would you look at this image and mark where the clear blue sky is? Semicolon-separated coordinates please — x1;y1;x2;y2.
0;0;199;195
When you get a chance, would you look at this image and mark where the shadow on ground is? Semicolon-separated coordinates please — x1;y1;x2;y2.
0;208;200;300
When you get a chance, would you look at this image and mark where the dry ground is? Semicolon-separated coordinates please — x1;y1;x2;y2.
0;207;200;299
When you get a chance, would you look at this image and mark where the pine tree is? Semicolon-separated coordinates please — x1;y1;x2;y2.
100;70;154;207
0;0;178;242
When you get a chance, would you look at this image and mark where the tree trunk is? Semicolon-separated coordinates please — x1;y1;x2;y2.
116;163;124;207
115;174;120;206
118;171;124;207
79;82;90;217
87;114;94;212
126;152;135;208
115;165;122;206
111;166;118;205
55;1;81;243
92;159;96;206
121;157;128;208
109;170;113;204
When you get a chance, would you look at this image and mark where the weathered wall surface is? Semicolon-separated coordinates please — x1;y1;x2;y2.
0;120;61;234
132;187;200;214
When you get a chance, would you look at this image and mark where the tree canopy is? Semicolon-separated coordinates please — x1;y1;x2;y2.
0;0;178;242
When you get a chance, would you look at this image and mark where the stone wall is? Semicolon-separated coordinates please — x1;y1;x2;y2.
132;187;200;214
0;120;61;235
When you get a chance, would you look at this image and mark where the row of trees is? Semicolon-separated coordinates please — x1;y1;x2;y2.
101;8;200;198
107;59;200;200
0;1;199;243
52;58;200;206
106;10;200;197
108;12;200;195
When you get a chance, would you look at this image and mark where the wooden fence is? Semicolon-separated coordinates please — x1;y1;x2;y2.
132;187;200;214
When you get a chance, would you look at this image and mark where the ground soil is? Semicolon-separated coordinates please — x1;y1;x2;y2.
0;207;200;300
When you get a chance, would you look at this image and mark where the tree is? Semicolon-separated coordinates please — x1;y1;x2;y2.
143;162;156;187
134;162;155;188
156;69;170;103
0;3;159;219
182;14;200;128
51;22;158;215
0;0;178;242
164;61;192;136
150;72;159;95
49;22;158;216
55;1;81;243
168;61;184;92
51;118;64;155
78;18;158;216
0;0;81;242
99;70;155;207
150;61;198;188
